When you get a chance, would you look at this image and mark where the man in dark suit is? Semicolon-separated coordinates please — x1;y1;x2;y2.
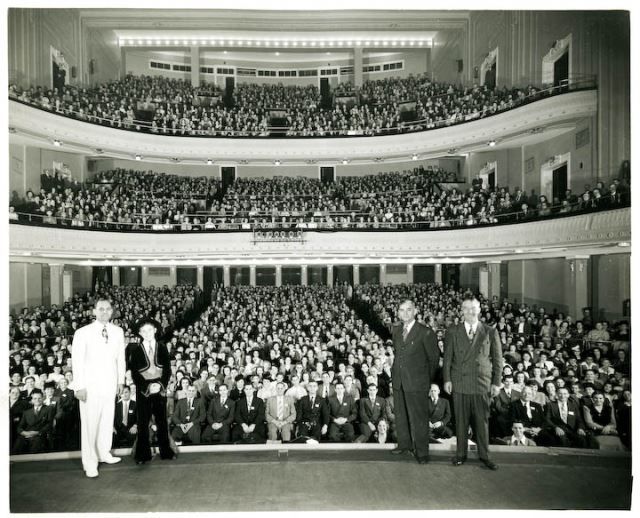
127;318;175;464
231;384;266;444
428;384;453;440
170;385;205;445
444;295;503;470
327;381;357;442
509;385;553;446
490;374;521;438
544;386;598;449
318;372;336;400
54;376;79;450
295;380;329;441
12;390;55;454
113;385;137;448
384;381;396;443
391;300;440;464
9;387;29;451
355;384;387;443
202;383;235;444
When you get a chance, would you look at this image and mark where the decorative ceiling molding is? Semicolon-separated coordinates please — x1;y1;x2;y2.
9;209;631;265
8;90;597;166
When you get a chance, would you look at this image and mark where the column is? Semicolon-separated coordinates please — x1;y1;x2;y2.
249;266;256;287
62;270;73;302
353;47;364;87
196;266;204;290
190;46;200;87
141;266;149;287
479;265;489;298
353;265;360;286
275;265;282;287
120;47;127;80
434;264;443;285
49;264;64;306
407;264;414;284
111;266;120;287
380;264;387;285
327;265;334;286
566;256;591;319
487;261;502;301
223;265;231;287
301;265;308;286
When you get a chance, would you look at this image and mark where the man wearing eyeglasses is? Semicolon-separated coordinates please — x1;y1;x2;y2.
71;298;126;478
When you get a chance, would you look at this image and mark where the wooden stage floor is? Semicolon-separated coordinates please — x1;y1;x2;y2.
10;447;632;512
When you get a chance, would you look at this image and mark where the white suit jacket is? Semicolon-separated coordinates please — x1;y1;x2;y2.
71;321;126;398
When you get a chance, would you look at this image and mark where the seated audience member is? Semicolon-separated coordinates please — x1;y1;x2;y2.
384;381;397;442
509;385;552;446
328;381;357;442
501;421;537;446
20;376;37;401
170;385;205;445
285;375;307;401
583;392;617;436
374;419;393;444
202;383;235;444
296;380;329;442
113;386;137;448
9;387;29;450
490;374;521;438
427;383;453;440
265;381;297;442
355;384;387;443
12;390;54;454
54;376;79;450
343;375;361;401
232;384;266;444
544;386;598;449
615;390;631;450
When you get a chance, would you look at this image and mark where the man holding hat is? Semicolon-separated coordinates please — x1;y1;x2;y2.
127;317;175;464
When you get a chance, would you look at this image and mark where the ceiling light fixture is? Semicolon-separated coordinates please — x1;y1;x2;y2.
135;154;142;161
206;159;213;165
274;160;281;166
488;140;497;147
412;154;418;161
53;139;62;147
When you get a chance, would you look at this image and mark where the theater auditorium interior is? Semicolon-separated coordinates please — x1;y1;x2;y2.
5;5;634;513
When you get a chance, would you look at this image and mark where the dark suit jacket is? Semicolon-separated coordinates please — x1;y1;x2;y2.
358;397;387;425
443;322;503;395
200;384;218;404
207;396;235;426
510;400;545;428
327;395;357;422
127;341;171;397
234;397;265;426
10;399;30;429
428;397;451;426
391;321;440;392
297;395;329;427
545;399;585;433
17;406;54;435
384;395;395;425
317;382;336;400
492;388;522;414
171;397;206;426
114;399;137;430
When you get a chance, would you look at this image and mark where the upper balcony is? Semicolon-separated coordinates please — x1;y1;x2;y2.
9;208;630;265
9;83;597;166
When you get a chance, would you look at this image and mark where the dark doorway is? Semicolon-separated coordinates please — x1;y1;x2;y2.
552;164;568;203
488;171;496;190
224;77;235;108
256;267;276;286
443;264;460;290
92;266;113;288
221;167;236;192
119;267;142;287
308;266;327;285
414;265;435;284
320;78;332;109
52;60;66;91
177;267;197;286
230;267;250;286
282;267;302;285
320;167;335;183
359;266;380;285
203;267;224;303
553;51;569;90
333;266;353;285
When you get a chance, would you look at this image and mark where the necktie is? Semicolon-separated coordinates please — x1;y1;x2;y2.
34;407;39;416
188;399;193;412
220;398;226;406
402;325;410;340
247;398;252;409
560;403;568;423
526;402;532;419
310;397;315;407
122;402;128;425
102;326;108;342
468;326;475;340
277;397;283;420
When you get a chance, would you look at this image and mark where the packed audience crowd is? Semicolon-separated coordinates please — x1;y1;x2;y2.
9;282;204;452
9;166;629;231
9;281;631;454
9;72;569;137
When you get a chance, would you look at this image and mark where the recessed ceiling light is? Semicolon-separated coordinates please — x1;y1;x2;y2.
275;52;280;56
223;50;228;54
342;159;349;165
618;242;631;247
135;154;142;161
412;154;418;161
488;140;497;147
53;139;62;147
274;160;281;166
206;159;213;165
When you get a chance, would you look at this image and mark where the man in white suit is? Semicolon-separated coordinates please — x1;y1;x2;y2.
265;381;297;442
72;298;126;478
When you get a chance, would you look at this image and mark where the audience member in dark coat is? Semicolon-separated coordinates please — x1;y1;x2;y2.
113;386;137;448
428;384;453;439
231;384;266;444
295;380;329;441
202;384;235;444
12;390;55;454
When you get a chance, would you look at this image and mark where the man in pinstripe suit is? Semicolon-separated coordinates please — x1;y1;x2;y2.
444;295;503;470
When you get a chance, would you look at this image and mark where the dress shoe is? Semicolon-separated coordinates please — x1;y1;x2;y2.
480;459;498;470
391;448;410;455
85;469;99;478
99;456;122;465
135;460;147;465
451;456;467;466
416;456;430;464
